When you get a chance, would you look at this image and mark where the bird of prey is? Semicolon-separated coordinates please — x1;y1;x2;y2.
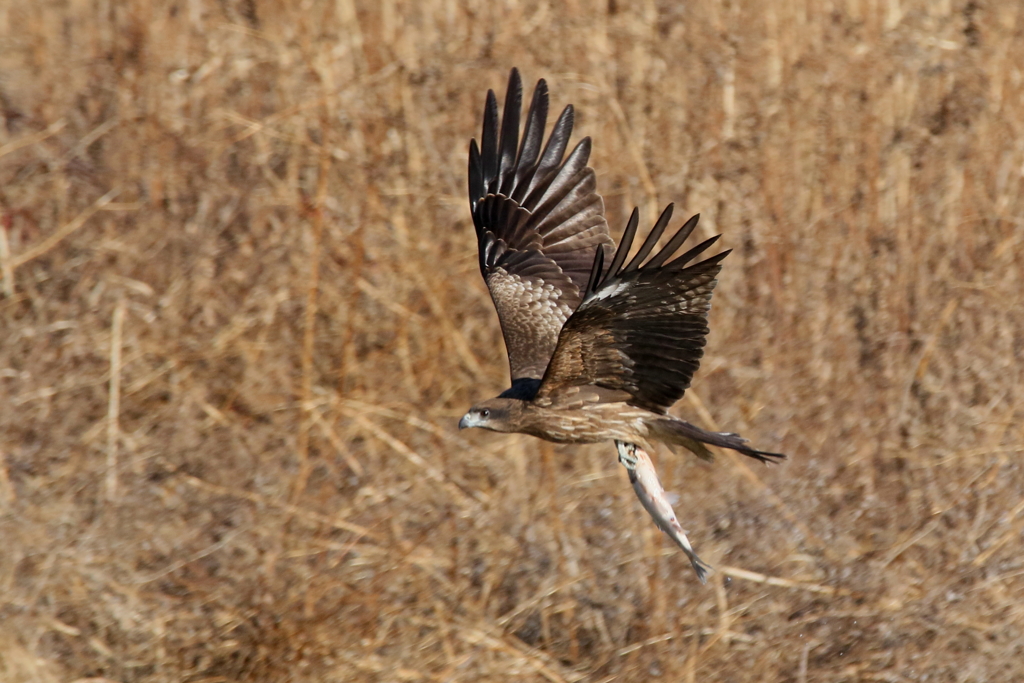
458;69;784;582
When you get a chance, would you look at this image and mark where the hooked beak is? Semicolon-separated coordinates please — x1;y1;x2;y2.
459;411;487;430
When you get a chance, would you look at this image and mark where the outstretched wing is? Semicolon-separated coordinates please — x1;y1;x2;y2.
469;68;612;385
535;205;726;414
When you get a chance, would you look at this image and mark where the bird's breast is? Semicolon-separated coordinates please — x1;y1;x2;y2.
518;402;651;445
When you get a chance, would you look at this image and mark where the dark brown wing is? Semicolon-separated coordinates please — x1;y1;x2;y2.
534;205;726;414
469;68;612;384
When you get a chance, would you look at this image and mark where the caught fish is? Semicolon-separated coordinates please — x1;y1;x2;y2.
616;440;711;583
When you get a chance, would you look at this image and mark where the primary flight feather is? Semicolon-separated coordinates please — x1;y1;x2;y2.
459;69;785;582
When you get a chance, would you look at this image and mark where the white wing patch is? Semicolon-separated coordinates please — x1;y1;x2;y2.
591;280;630;301
578;279;631;308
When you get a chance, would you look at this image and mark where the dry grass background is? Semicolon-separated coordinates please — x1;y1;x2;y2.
1;0;1023;681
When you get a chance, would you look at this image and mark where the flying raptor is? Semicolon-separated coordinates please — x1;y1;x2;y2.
458;69;784;582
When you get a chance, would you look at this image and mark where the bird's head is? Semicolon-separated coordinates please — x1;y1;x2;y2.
458;398;522;433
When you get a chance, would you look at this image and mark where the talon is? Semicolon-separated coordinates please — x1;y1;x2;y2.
615;440;639;470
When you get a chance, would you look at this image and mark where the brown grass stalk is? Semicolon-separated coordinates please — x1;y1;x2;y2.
105;298;125;502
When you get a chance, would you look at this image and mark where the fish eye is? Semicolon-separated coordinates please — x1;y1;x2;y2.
480;408;490;418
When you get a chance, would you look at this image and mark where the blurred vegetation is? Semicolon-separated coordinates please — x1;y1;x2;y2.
1;0;1023;681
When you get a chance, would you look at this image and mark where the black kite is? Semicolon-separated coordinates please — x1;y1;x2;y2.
458;69;784;582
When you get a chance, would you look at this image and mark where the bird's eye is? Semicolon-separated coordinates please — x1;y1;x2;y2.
480;409;490;418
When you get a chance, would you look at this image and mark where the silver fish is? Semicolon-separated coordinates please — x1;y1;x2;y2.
616;440;711;583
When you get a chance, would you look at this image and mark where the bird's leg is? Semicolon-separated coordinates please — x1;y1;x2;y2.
616;440;711;584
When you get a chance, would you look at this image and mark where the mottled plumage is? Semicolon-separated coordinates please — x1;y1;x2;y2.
469;68;613;383
459;70;785;581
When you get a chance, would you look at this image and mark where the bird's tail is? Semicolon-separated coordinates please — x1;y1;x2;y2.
649;417;785;465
